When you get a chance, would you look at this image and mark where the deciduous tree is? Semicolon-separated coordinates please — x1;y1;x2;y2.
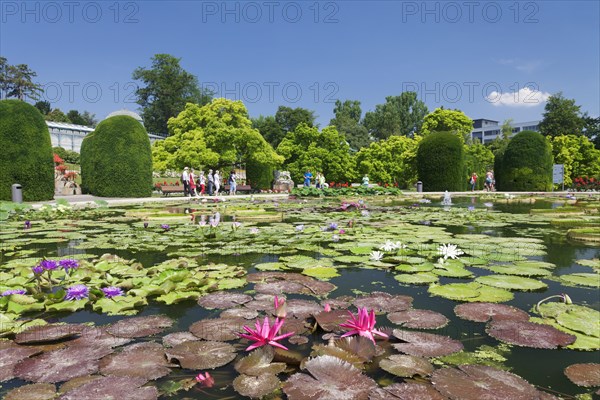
538;93;584;138
363;92;428;140
420;108;473;143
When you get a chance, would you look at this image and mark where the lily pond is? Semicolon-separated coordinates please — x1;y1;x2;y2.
1;194;599;400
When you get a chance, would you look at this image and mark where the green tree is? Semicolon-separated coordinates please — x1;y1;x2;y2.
0;100;54;201
4;64;44;100
0;57;8;99
153;98;282;176
538;92;584;138
67;110;85;125
363;92;428;140
551;135;600;186
34;100;51;115
81;115;152;197
416;132;465;191
252;115;284;149
464;142;495;190
488;119;513;157
271;106;316;148
354;135;419;188
582;114;600;149
420;108;474;143
45;108;70;123
276;123;355;183
132;54;212;135
330;100;371;150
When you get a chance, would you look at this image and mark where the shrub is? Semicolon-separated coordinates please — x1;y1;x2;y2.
247;161;274;190
416;132;465;191
80;115;152;197
495;130;553;191
0;100;54;201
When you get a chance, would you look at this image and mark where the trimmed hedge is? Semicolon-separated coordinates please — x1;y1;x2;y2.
0;100;54;201
246;161;274;190
416;131;465;191
80;115;152;197
495;130;553;191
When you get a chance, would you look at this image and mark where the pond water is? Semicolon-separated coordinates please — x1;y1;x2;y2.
0;195;599;399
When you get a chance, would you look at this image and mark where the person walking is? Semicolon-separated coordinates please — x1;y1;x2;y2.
304;170;313;187
198;171;206;196
485;171;494;192
207;169;214;196
319;172;327;189
189;169;197;197
214;170;221;196
229;170;237;195
470;172;478;191
182;167;190;197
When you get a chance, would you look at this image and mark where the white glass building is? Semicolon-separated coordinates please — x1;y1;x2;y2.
470;119;541;144
47;109;166;152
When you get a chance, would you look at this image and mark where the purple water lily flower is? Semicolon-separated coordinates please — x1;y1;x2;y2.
102;286;124;299
65;284;89;301
161;224;170;231
39;259;58;271
24;220;31;229
249;227;259;235
32;265;44;275
1;289;27;297
468;206;475;211
59;259;79;272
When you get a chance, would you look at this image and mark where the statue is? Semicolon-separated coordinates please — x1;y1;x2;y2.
273;170;295;192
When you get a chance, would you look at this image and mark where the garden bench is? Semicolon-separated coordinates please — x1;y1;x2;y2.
223;184;253;194
160;185;185;196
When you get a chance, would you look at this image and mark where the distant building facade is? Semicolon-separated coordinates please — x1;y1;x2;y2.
470;119;541;144
47;109;166;152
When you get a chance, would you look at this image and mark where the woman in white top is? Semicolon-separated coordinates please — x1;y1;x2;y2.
214;170;221;196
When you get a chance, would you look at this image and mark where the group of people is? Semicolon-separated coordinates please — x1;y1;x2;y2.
303;170;328;188
181;167;237;197
469;171;495;192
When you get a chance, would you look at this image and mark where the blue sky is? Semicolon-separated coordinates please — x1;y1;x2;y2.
1;0;599;131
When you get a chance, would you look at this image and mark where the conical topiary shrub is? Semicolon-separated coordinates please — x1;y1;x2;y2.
416;131;465;191
495;130;553;191
80;115;152;197
0;99;54;201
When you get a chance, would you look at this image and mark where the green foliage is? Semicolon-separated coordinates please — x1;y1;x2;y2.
34;100;51;115
420;108;474;143
276;123;355;183
45;108;70;123
0;99;54;201
66;110;97;127
154;98;282;177
464;142;495;190
539;92;584;138
551;135;600;186
363;92;428;140
495;130;553;191
81;115;153;197
354;135;420;188
132;54;212;135
487;119;513;157
330;100;371;150
53;147;80;164
252;115;284;150
0;58;43;100
582;115;600;149
273;106;316;148
247;161;274;189
416;132;465;191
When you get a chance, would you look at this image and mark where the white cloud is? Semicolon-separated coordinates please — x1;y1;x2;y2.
487;87;551;107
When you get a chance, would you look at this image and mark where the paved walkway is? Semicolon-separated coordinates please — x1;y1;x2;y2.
24;190;581;209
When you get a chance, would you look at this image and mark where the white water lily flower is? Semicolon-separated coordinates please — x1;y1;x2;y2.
379;240;396;252
438;244;464;260
370;251;384;262
295;224;304;232
393;241;407;250
361;210;370;217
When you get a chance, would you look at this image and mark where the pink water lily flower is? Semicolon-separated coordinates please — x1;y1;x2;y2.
195;371;214;388
239;317;294;351
340;307;388;344
274;295;287;318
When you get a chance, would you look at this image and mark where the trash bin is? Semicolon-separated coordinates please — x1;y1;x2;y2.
11;183;23;203
416;181;423;193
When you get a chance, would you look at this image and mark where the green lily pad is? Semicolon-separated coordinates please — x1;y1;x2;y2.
301;266;340;280
394;272;439;285
428;283;481;301
475;275;547;291
488;265;552;277
92;297;145;316
559;273;600;288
